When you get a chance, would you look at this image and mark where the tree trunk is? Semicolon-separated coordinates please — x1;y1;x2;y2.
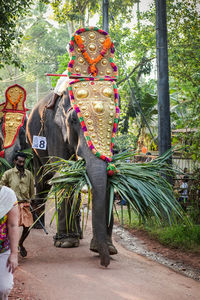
103;0;109;33
156;0;171;157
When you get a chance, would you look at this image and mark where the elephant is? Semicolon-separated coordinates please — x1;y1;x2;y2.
26;89;118;267
0;115;28;165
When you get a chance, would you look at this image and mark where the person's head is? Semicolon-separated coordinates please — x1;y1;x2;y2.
0;186;17;219
146;152;152;156
183;175;189;183
14;152;27;171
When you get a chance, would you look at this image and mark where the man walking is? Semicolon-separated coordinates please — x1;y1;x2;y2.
0;152;34;257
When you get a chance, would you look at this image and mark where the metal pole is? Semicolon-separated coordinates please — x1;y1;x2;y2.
103;0;109;33
156;0;171;157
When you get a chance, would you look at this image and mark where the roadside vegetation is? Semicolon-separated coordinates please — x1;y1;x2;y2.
115;209;200;252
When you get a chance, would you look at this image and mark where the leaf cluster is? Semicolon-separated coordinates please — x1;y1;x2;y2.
43;150;183;230
0;0;34;69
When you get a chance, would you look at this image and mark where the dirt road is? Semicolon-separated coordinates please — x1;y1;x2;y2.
12;212;200;300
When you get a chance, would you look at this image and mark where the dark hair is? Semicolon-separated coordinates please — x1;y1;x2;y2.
14;152;27;161
146;152;152;156
183;175;189;183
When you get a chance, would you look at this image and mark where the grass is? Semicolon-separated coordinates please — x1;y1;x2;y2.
115;208;200;252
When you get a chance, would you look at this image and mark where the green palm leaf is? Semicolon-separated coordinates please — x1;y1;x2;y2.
42;149;182;231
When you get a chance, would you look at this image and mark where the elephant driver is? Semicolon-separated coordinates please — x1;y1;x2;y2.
0;152;34;257
47;70;70;110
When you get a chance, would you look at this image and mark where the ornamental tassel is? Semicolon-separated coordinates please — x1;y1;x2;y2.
0;150;5;158
107;163;118;176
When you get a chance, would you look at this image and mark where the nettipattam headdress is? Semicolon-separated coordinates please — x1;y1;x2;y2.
1;84;28;150
67;27;119;165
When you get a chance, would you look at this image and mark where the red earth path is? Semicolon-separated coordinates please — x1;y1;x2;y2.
10;212;200;300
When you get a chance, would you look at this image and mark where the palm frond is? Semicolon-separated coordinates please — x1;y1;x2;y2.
42;149;183;231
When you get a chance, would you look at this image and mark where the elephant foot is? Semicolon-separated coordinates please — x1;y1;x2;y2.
90;238;118;255
53;233;80;248
98;243;110;267
54;237;79;248
107;241;118;255
79;231;83;240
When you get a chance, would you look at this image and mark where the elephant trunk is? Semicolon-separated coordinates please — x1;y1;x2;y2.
68;109;112;266
4;143;21;165
85;155;110;267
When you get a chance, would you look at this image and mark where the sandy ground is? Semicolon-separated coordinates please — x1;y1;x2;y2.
9;211;200;300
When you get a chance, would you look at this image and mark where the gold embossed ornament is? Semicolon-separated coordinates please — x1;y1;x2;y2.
68;78;120;163
68;27;118;79
2;84;28;149
68;28;119;169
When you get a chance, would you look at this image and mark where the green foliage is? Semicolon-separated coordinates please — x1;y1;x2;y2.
0;2;70;109
51;52;70;87
50;0;100;28
43;158;92;232
107;10;157;142
49;0;137;29
43;150;183;231
0;158;12;179
0;0;34;70
109;0;199;161
116;209;200;252
154;224;200;251
113;133;137;153
0;148;33;179
187;168;200;223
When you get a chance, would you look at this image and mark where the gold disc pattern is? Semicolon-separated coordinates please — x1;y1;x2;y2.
4;112;24;148
6;86;25;111
72;80;116;157
73;30;113;77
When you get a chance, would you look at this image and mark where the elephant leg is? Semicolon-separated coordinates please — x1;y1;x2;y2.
76;211;83;239
91;188;110;267
106;211;118;255
54;195;80;248
90;193;117;255
32;155;48;229
106;192;117;255
90;215;117;255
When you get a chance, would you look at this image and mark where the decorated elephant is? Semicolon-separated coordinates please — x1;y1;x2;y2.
0;84;29;166
26;27;119;267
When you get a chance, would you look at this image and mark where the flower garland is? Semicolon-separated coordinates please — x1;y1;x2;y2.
7;93;22;110
68;78;120;163
68;27;118;79
74;35;112;76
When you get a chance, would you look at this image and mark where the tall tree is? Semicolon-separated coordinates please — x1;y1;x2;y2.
156;0;171;156
0;2;70;109
103;0;109;32
0;0;34;69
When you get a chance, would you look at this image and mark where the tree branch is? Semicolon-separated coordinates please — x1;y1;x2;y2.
118;57;155;85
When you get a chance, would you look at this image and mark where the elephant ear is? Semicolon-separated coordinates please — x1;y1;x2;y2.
54;97;68;143
66;109;79;147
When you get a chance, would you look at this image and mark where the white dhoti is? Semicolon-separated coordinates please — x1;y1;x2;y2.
0;250;13;300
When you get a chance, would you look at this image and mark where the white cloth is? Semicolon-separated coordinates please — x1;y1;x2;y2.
0;186;17;219
54;70;70;96
0;250;13;300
